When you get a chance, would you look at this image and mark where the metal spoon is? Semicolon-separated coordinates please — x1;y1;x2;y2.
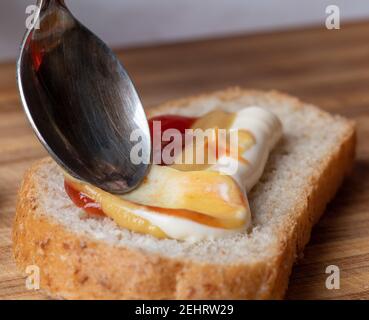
17;0;151;194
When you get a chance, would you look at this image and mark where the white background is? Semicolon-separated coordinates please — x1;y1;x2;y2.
1;0;369;62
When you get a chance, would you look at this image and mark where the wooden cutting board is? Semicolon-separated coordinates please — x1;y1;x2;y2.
1;21;368;300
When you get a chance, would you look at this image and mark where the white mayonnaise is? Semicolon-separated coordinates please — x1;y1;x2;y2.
211;106;283;193
126;106;282;241
129;206;250;242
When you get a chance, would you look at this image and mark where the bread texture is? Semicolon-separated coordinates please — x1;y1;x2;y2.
12;88;356;299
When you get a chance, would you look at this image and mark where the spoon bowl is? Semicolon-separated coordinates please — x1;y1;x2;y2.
17;0;151;194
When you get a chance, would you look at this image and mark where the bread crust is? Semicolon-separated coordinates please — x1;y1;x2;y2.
12;88;356;299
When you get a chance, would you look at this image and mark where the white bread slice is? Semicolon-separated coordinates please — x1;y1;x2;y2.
12;88;356;299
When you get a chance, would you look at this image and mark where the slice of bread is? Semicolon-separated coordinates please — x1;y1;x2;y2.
12;88;356;299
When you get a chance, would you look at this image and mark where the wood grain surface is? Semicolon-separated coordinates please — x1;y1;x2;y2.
0;21;368;300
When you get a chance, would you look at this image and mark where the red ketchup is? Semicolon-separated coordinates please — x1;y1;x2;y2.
27;31;44;72
148;115;197;165
65;115;198;215
64;180;104;216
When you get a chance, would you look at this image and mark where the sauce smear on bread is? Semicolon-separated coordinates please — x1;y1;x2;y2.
65;115;197;216
64;180;104;216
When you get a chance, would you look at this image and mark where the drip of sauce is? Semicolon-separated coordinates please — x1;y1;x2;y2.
28;31;45;72
64;180;104;216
